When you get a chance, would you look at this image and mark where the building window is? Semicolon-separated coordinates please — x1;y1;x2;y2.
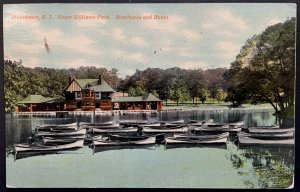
76;92;81;98
101;92;109;99
95;92;100;98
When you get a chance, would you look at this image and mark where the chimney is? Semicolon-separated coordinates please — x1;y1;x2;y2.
98;75;102;85
69;77;72;83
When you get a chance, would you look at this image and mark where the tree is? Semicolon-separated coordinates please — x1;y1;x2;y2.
170;79;190;106
198;88;210;104
216;88;227;103
225;17;295;123
128;86;146;97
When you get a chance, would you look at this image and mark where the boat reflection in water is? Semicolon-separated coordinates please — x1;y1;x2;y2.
164;143;227;150
92;145;157;154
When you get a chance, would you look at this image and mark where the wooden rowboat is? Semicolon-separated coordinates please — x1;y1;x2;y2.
107;133;148;141
193;126;242;132
85;124;120;129
164;136;228;144
14;140;84;160
247;127;294;134
35;129;86;137
41;136;86;145
119;120;149;126
189;119;214;124
142;127;188;133
92;136;156;147
173;132;230;140
142;123;162;128
36;123;78;131
91;127;138;134
238;131;294;139
238;135;294;146
80;121;114;126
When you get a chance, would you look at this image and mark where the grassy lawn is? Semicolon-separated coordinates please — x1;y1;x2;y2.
162;100;274;110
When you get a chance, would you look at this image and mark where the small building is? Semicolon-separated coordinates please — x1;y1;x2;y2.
112;93;162;111
64;75;115;111
17;95;65;112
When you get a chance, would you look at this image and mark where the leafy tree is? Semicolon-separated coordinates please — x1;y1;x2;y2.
170;79;190;105
198;88;210;104
128;86;146;97
216;88;228;103
225;17;295;122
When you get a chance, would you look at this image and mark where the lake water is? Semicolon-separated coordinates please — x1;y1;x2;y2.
5;108;295;188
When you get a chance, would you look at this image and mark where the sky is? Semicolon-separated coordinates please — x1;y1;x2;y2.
3;3;296;78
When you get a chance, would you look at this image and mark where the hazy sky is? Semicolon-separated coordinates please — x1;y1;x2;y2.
3;3;296;77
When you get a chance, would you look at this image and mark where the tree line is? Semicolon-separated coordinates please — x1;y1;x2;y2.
4;17;295;122
4;60;227;112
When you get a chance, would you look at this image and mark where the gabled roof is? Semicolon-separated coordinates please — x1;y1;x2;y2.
112;93;161;102
90;80;115;92
75;79;98;88
19;95;49;104
18;95;64;104
142;93;161;101
46;97;65;103
70;78;115;92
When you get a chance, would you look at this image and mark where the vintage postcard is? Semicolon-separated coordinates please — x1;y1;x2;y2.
4;3;296;188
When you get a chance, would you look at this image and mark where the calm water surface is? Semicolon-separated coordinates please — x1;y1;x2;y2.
6;109;295;188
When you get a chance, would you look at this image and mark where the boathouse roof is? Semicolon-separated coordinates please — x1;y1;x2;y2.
66;78;115;92
18;95;65;104
112;93;161;102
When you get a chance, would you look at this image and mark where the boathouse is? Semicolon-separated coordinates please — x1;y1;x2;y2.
17;95;65;112
64;75;162;111
64;75;115;111
112;93;162;111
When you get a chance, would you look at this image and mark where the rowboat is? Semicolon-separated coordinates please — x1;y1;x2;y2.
247;127;294;134
119;120;149;126
108;133;148;141
41;136;86;145
92;136;156;147
142;123;162;128
193;126;242;132
143;124;184;129
91;127;138;134
35;129;86;137
164;136;228;144
142;127;188;133
162;120;185;124
173;132;230;140
238;135;294;146
161;120;185;127
36;123;78;131
189;119;214;124
80;121;114;126
14;140;84;160
205;121;244;128
85;124;120;129
238;131;294;139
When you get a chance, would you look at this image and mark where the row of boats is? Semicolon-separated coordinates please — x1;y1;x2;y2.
12;119;295;160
